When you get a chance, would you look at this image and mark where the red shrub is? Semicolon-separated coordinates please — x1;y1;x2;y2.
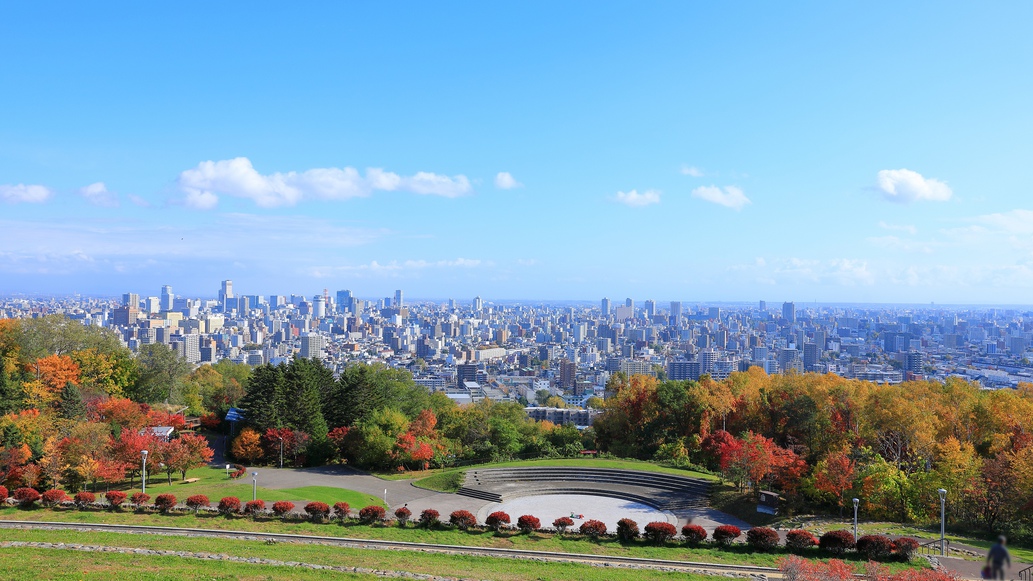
14;487;41;507
616;518;639;541
244;499;266;515
682;523;707;544
579;519;607;539
553;516;574;533
130;492;150;507
333;501;351;521
304;501;331;522
785;529;818;551
229;464;246;479
779;556;855;581
449;509;476;530
359;505;386;524
857;534;894;561
517;514;541;533
105;490;127;509
644;521;678;545
73;491;96;509
819;530;856;556
218;496;242;515
418;508;440;528
746;527;780;551
41;489;68;507
272;500;294;518
186;495;210;512
485;511;511;531
893;537;920;561
154;493;177;513
394;506;412;525
0;485;8;500
713;525;742;546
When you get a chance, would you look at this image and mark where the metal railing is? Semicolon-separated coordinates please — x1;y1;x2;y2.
1016;563;1033;581
917;538;950;556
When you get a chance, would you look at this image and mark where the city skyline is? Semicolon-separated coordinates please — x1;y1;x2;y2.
3;3;1033;303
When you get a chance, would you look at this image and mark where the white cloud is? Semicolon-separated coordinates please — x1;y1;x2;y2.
680;165;704;177
974;209;1033;235
176;157;473;209
875;169;952;203
878;221;917;235
614;189;661;207
128;194;152;207
78;182;119;207
0;183;52;204
494;171;522;189
691;185;751;210
307;257;490;278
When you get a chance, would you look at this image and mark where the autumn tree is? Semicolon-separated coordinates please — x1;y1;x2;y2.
811;450;856;516
231;427;263;464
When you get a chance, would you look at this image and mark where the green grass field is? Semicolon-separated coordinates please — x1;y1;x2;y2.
0;529;732;581
0;504;924;573
403;457;718;491
109;466;383;508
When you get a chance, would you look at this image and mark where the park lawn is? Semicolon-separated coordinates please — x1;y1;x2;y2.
0;505;923;573
110;466;383;508
405;457;718;491
874;522;1033;564
0;528;731;581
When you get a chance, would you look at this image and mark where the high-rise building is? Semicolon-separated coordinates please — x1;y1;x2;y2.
669;301;682;326
782;301;796;323
473;296;483;311
644;300;656;319
559;359;576;389
803;343;819;371
394;289;404;308
904;351;923;373
759;300;766;311
601;298;611;316
312;295;326;318
456;363;478;387
219;280;234;305
122;293;139;308
336;290;352;313
699;348;718;374
625;298;634;311
299;332;325;360
160;285;173;311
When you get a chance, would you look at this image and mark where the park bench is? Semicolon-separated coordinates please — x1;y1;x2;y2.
181;478;200;484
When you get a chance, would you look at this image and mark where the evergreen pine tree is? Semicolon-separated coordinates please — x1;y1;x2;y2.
59;381;86;420
238;363;285;432
283;358;329;440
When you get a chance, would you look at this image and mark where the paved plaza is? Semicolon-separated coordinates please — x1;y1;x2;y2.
478;493;675;530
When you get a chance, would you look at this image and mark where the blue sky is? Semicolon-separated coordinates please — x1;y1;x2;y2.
2;2;1033;304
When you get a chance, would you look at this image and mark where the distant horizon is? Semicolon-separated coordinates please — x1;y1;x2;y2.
5;290;1033;311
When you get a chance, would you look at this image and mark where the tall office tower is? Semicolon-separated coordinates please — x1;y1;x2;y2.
699;348;718;374
394;289;404;308
299;332;325;360
312;295;326;318
122;293;139;308
160;285;173;311
813;330;827;351
336;290;352;313
708;306;721;320
448;298;456;310
644;299;656;319
752;346;769;361
803;342;819;371
759;300;766;311
559;359;576;389
782;301;796;323
669;301;682;326
219;280;234;304
601;297;611;316
625;298;634;311
144;296;160;314
473;296;483;311
904;351;923;373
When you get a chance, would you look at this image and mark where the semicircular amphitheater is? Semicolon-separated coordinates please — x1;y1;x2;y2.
460;467;720;531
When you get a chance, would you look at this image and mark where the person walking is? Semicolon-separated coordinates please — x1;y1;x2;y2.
985;535;1010;580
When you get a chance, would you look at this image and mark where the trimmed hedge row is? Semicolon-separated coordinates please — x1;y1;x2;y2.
0;489;921;560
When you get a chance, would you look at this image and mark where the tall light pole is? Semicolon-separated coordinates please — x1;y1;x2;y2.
938;488;947;556
141;450;148;494
852;498;859;541
252;472;258;501
278;436;283;469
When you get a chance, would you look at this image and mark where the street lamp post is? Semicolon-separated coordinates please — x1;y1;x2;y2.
852;498;859;541
225;464;230;478
141;450;148;494
252;472;258;501
278;437;283;469
938;488;947;556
